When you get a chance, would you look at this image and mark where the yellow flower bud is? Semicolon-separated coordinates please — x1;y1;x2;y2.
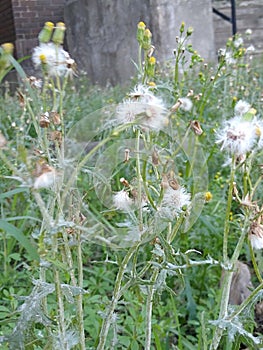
39;54;47;64
146;56;156;77
1;43;14;55
205;191;212;202
180;22;185;33
38;21;54;43
52;22;66;45
137;22;146;45
148;56;156;65
138;22;146;29
0;43;14;70
255;126;261;137
148;81;156;87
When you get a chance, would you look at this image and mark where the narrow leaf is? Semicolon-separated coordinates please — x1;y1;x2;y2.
0;220;39;261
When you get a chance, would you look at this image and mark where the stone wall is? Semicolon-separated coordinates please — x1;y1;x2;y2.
213;0;263;55
65;0;215;85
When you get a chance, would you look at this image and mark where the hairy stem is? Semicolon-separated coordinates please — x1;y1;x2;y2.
97;244;139;350
145;268;159;350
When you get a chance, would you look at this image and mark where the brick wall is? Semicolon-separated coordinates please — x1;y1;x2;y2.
0;0;16;45
213;0;263;55
12;0;65;66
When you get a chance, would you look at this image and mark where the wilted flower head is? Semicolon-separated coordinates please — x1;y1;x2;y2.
33;164;56;189
234;100;251;117
159;185;191;220
113;190;133;211
32;42;75;77
189;120;203;135
216;115;260;157
249;222;263;250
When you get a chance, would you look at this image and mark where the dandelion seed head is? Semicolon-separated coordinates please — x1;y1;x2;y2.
216;116;259;156
178;97;193;111
32;43;73;77
115;84;168;131
234;100;251;116
159;186;191;220
112;190;133;211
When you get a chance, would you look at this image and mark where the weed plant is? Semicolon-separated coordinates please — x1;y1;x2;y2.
0;20;263;350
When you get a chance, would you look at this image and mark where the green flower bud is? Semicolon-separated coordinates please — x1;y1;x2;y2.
180;22;185;34
1;43;14;55
38;22;54;43
0;43;14;70
146;56;156;77
186;26;194;36
242;108;257;122
142;28;152;50
52;22;66;45
137;21;146;45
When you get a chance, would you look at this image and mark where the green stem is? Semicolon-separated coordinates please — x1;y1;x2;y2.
249;241;263;283
167;214;185;244
142;159;157;210
138;44;143;78
210;214;250;349
77;231;86;350
136;129;143;229
54;268;67;347
223;157;235;262
145;268;159;350
61;123;131;210
33;191;52;227
97;244;139;350
198;63;223;118
226;281;263;322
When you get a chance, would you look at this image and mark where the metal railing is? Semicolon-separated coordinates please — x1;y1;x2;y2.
213;0;237;35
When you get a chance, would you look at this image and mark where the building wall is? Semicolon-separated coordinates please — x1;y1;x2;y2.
12;0;65;65
0;0;16;45
213;0;263;55
0;0;262;81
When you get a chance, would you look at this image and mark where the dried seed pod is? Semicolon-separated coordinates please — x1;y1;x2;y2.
17;90;25;108
171;100;182;112
124;148;130;163
151;148;159;165
161;174;169;189
168;178;180;190
120;177;130;187
33;163;56;189
189;120;203;135
50;111;61;125
39;112;50;128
